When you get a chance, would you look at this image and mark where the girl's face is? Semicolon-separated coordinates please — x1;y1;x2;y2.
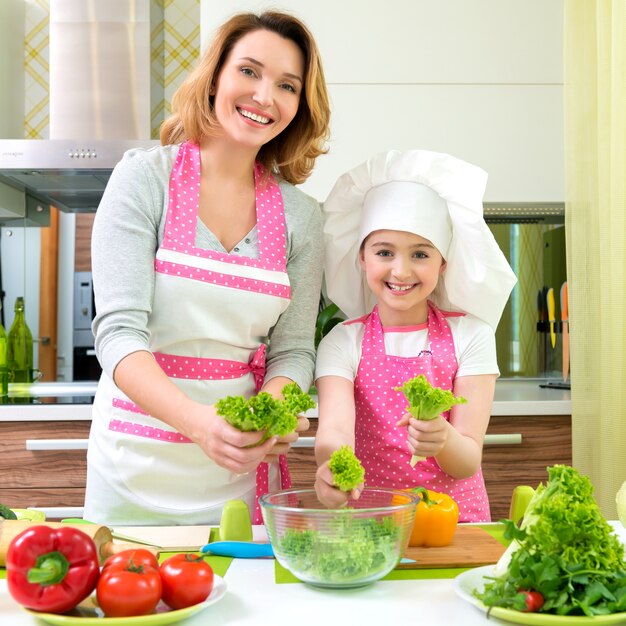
359;229;447;325
213;29;304;152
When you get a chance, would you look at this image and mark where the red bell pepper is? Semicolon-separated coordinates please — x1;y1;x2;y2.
6;525;100;614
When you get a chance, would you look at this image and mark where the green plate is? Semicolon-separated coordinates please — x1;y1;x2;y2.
455;566;626;625
12;508;46;522
24;575;226;626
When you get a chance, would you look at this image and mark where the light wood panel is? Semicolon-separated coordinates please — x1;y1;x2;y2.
38;206;59;381
0;421;90;493
482;414;572;520
75;213;95;272
0;488;86;509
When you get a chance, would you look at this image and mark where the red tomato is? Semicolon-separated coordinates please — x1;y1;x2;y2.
102;548;159;572
519;590;545;612
96;562;162;617
159;553;214;610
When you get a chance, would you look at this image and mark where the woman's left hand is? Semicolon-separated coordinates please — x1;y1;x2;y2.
396;413;449;459
263;415;310;463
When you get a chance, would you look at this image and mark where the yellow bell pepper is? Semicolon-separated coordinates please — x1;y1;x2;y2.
407;487;459;547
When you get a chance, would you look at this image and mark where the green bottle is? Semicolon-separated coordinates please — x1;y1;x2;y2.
0;311;7;397
7;297;34;384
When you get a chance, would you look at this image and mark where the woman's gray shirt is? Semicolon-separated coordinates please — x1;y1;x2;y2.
91;144;323;393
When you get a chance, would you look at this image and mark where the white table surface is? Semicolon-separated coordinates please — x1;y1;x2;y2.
2;522;624;626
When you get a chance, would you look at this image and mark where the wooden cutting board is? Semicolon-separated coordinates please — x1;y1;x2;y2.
397;525;506;569
0;521;159;566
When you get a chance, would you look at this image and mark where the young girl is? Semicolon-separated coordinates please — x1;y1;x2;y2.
314;150;516;522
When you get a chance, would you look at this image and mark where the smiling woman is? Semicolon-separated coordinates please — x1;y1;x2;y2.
83;11;331;527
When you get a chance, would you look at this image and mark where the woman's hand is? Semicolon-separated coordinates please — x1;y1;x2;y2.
396;412;449;459
263;415;310;463
314;460;361;508
185;403;279;474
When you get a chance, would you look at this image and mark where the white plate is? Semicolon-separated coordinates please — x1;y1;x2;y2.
25;574;227;626
454;566;626;625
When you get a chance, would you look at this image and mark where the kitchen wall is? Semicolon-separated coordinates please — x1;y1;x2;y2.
201;0;565;378
3;0;564;381
201;0;564;203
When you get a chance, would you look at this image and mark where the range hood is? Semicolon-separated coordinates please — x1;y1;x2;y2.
0;139;158;213
0;0;157;217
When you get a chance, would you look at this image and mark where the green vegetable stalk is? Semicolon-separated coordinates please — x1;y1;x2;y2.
394;375;466;467
329;445;365;492
216;382;316;444
0;503;17;520
477;465;626;616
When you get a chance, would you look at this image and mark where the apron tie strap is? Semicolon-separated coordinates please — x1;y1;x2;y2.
248;344;267;393
253;455;293;524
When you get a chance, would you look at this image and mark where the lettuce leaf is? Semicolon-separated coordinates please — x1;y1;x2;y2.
477;465;626;616
394;375;466;466
329;445;365;492
395;375;466;421
215;383;315;444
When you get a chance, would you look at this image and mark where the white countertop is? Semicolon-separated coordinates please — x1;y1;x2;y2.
0;379;570;421
1;522;623;626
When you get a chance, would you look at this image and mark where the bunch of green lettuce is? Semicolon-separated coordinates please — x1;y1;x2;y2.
394;375;466;466
216;382;316;444
277;516;400;584
329;445;365;491
477;465;626;616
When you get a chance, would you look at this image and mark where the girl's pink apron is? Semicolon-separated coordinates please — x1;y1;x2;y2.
354;301;490;522
88;142;292;523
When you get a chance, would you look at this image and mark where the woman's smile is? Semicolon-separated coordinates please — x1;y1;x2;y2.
236;105;274;125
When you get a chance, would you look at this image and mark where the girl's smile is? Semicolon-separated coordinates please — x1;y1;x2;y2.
360;229;446;325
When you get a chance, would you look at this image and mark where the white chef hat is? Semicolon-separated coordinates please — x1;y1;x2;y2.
322;149;517;330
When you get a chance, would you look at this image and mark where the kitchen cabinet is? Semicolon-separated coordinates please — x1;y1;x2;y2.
0;420;90;517
0;411;571;523
288;414;573;522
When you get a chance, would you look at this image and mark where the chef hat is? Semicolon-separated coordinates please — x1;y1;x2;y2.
322;149;517;330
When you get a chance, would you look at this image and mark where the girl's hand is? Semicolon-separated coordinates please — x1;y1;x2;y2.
314;461;362;508
263;415;310;463
186;403;279;474
396;413;449;459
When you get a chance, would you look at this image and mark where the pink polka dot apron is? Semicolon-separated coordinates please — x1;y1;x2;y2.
354;301;490;522
88;142;292;523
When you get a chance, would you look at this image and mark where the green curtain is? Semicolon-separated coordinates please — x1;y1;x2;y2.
564;0;626;518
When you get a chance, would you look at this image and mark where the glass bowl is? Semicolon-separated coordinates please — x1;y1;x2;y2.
260;487;418;588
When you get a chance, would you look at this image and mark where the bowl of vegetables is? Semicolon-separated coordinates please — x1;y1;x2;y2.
260;487;418;588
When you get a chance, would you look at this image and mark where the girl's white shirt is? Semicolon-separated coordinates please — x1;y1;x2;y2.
315;311;499;382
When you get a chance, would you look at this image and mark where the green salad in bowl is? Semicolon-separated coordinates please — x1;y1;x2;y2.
260;487;417;588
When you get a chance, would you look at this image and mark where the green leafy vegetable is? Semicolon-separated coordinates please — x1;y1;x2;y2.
476;465;626;616
329;445;365;492
0;503;17;520
276;516;400;584
394;375;466;466
281;382;317;416
216;383;316;444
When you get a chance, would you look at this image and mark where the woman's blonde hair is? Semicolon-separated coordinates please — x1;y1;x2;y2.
160;11;330;184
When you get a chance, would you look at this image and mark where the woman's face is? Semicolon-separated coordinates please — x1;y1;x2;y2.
213;29;304;151
359;229;447;325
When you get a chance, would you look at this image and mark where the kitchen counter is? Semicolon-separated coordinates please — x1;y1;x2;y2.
0;378;570;421
1;521;624;626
